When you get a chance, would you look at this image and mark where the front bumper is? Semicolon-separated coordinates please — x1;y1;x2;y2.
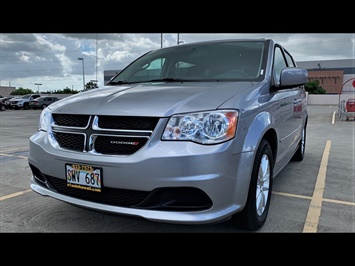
29;130;254;224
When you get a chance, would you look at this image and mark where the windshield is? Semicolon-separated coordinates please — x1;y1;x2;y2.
108;40;268;84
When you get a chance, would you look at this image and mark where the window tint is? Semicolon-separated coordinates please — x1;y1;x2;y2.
273;46;288;85
130;58;166;82
284;51;296;67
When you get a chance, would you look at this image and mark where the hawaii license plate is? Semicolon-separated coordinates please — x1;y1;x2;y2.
65;163;102;192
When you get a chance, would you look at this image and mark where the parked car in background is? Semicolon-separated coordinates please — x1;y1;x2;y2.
9;94;41;110
29;39;308;231
0;101;6;111
0;96;15;109
29;96;61;110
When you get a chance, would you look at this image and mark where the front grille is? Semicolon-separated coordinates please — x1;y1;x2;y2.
53;132;85;152
98;115;158;130
53;114;90;127
50;114;160;155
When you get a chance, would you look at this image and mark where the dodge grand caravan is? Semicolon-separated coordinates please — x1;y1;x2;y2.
28;39;308;231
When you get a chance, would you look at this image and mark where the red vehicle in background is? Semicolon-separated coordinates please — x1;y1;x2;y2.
339;98;355;121
345;98;355;120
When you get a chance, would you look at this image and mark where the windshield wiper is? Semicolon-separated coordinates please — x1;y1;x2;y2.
108;80;129;85
143;78;185;83
109;78;188;85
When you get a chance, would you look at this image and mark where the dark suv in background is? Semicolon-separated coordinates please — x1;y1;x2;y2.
0;101;6;111
29;39;308;231
29;96;60;110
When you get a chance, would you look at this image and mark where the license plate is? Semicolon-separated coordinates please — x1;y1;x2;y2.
65;163;102;192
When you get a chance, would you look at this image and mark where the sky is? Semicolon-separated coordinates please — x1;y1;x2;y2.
0;33;354;93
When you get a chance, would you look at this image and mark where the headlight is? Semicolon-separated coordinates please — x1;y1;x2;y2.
38;108;59;148
38;108;53;132
162;110;238;144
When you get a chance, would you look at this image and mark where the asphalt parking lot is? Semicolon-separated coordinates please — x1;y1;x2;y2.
0;105;354;233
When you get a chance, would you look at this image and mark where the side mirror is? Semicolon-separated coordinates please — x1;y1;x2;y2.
280;67;308;87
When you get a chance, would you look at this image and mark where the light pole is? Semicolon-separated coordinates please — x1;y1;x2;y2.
78;57;86;91
34;83;42;93
177;33;184;45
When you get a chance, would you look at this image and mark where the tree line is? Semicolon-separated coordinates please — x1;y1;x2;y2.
10;81;99;96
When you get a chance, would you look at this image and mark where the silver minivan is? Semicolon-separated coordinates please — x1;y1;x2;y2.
28;39;308;231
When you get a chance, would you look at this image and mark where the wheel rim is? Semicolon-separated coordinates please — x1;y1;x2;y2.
256;154;270;216
300;128;305;155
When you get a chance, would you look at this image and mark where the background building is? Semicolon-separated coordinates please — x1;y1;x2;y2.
0;86;16;97
297;59;355;94
103;70;121;85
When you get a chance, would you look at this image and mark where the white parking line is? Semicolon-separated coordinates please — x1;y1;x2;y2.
303;140;331;233
332;111;336;124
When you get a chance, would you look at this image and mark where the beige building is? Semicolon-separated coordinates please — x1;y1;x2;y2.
0;86;16;97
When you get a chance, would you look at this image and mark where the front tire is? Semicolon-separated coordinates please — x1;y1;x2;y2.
231;139;274;231
291;125;306;162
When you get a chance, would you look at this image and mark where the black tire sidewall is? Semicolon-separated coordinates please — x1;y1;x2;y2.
232;139;274;231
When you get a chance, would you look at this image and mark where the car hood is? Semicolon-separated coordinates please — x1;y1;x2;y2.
49;82;254;117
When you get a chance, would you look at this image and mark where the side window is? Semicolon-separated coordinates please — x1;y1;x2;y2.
273;47;288;85
284;51;296;67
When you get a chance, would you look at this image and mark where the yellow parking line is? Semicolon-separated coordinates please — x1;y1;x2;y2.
273;191;312;200
273;191;355;207
303;140;331;233
323;198;355;207
0;189;32;201
0;148;28;153
0;153;28;159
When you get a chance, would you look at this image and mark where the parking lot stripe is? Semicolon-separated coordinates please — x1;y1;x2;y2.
303;140;331;233
0;148;28;153
322;198;355;207
0;153;27;159
273;191;355;207
0;189;32;201
332;111;336;124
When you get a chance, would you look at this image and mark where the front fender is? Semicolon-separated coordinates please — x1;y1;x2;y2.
241;111;273;153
